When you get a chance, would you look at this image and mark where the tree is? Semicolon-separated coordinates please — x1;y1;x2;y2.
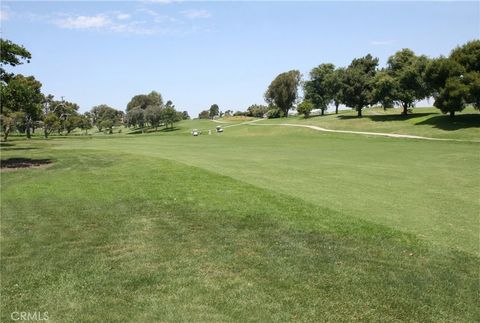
246;104;268;117
162;106;180;129
198;110;210;119
304;64;336;116
1;111;24;141
209;104;219;119
0;74;43;138
78;114;93;135
63;115;82;134
331;67;345;114
297;100;314;118
433;77;469;118
125;107;145;132
126;91;163;111
90;104;121;132
342;54;378;117
372;70;396;110
425;40;480;117
265;70;301;117
144;105;163;130
0;39;31;83
181;111;190;120
387;49;429;115
43;113;60;139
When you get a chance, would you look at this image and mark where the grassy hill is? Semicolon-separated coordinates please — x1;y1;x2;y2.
1;113;479;321
261;106;480;140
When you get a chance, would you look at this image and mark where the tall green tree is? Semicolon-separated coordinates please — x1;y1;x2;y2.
198;110;210;119
265;70;301;117
387;49;429;115
342;54;378;117
144;105;163;130
330;67;345;114
425;40;480;117
304;64;336;116
125;107;145;132
90;104;121;132
0;39;31;83
372;69;396;110
209;104;219;119
78;114;93;135
1;74;43;138
126;91;163;111
162;106;180;129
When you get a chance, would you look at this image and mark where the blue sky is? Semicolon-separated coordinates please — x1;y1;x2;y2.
1;1;479;115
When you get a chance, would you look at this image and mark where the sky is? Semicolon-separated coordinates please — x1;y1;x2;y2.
1;1;479;116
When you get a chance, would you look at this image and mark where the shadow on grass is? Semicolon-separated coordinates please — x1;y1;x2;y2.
126;127;180;135
337;112;435;121
415;114;480;131
1;158;52;169
368;112;435;122
0;146;39;151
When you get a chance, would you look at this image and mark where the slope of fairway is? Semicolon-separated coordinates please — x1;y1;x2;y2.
1;142;478;322
46;125;480;254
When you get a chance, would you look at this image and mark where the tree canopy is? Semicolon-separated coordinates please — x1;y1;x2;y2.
0;38;32;83
304;64;336;115
126;91;163;111
265;70;301;117
341;54;378;117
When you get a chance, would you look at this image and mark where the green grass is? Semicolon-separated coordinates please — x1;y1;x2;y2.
1;117;479;321
263;106;480;140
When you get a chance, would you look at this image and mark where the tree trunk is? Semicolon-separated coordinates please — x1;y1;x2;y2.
44;128;48;139
321;109;325;116
26;127;31;139
357;108;362;117
402;103;408;115
3;125;10;141
335;103;339;114
450;111;455;118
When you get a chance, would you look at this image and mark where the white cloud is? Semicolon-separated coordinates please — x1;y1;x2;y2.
371;40;394;46
180;9;211;19
56;15;111;29
116;13;131;20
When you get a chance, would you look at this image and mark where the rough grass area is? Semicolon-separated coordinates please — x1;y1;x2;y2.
1;118;479;321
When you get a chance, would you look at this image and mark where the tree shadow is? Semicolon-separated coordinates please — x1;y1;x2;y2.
415;114;480;131
0;146;38;151
367;113;436;122
1;158;52;169
337;115;361;120
159;127;179;132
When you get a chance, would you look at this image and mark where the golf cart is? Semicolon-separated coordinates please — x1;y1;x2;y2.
191;129;201;136
216;125;223;133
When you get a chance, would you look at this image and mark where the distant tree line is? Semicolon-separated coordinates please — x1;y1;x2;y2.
124;92;189;133
235;40;479;119
0;38;189;141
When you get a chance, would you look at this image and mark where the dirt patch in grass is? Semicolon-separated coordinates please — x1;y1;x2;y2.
1;158;52;171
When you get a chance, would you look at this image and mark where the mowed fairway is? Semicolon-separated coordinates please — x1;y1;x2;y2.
1;120;479;321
